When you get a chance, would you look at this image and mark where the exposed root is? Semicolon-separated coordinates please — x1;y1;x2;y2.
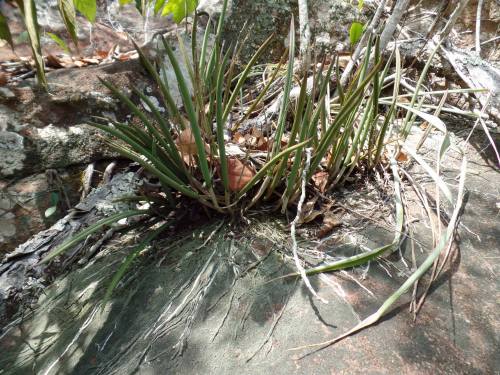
291;148;327;304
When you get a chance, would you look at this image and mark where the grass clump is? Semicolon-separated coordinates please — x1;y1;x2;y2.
41;0;473;344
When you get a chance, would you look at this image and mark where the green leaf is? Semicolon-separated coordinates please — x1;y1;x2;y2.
104;221;169;301
349;21;363;46
135;0;144;14
50;191;60;206
0;10;14;49
44;206;58;217
154;0;166;14
20;0;47;88
40;209;150;263
161;0;197;23
58;0;78;48
47;32;71;53
73;0;96;22
358;0;364;11
298;156;468;349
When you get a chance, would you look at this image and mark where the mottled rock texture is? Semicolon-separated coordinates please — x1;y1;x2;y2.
0;60;150;252
198;0;366;63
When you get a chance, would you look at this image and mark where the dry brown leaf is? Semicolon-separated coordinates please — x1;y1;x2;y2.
176;128;210;165
0;72;8;86
228;158;255;192
233;132;246;145
299;197;322;224
396;151;408;162
256;137;270;151
46;54;64;69
281;134;289;146
312;171;329;193
317;212;341;238
177;128;198;155
95;50;109;59
247;134;258;147
251;127;263;138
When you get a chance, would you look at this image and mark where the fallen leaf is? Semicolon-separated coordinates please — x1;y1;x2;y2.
46;54;64;69
247;134;258;147
177;128;198;155
256;136;270;151
0;72;7;86
396;151;408;162
176;128;209;165
251;128;263;138
317;212;341;238
281;134;289;146
95;50;109;59
299;197;322;224
227;158;255;192
233;132;246;145
312;171;329;193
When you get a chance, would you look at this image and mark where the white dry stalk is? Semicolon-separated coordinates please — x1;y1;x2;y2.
379;0;412;52
291;148;328;304
152;247;217;337
465;92;500;166
102;161;117;184
297;0;311;68
42;305;101;375
81;162;95;200
475;0;484;55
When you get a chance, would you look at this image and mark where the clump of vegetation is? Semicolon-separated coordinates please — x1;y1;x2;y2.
39;0;473;345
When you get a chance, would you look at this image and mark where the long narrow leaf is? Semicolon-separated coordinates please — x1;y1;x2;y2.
162;36;213;187
104;221;169;301
0;10;14;49
222;33;275;124
236;140;310;198
57;0;78;49
292;155;467;350
40;209;150;263
20;0;47;88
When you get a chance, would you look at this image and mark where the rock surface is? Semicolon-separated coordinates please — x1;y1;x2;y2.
0;123;498;374
0;60;148;179
0;170;82;253
198;0;366;63
0;171;141;325
0;59;157;251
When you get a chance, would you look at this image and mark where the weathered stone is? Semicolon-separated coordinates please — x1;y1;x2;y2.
0;59;151;179
0;131;25;176
0;171;141;324
0;171;82;254
198;0;367;63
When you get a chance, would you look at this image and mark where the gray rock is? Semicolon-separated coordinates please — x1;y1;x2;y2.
0;171;141;325
198;0;366;63
0;131;25;176
0;171;82;254
0;60;148;179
